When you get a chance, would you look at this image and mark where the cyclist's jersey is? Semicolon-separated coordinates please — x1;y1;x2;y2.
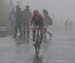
31;15;44;29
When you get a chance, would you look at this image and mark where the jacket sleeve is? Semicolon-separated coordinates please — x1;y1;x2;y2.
48;16;53;25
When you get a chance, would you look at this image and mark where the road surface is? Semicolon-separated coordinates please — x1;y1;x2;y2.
0;32;75;63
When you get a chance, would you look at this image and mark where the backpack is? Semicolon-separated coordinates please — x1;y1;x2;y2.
48;16;53;25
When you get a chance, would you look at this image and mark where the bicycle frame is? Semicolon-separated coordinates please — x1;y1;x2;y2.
34;27;41;57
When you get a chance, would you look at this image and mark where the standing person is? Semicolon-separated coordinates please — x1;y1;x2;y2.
43;9;53;41
13;4;22;39
69;20;73;32
65;19;68;32
9;8;16;37
23;5;32;39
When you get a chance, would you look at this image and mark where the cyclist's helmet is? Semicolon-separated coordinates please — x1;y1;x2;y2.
33;10;39;16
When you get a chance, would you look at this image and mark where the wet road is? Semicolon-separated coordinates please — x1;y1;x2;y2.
0;32;75;63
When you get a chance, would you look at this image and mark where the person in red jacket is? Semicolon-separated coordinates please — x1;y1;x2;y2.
31;10;44;43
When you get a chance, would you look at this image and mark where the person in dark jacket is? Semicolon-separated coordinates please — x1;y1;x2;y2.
22;5;32;39
13;5;22;39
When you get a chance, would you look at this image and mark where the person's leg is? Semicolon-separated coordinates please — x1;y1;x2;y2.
33;28;36;42
23;23;26;39
27;24;30;39
46;30;52;40
44;28;46;42
40;29;43;44
13;25;17;38
13;25;15;36
18;25;22;39
50;32;52;40
11;23;14;35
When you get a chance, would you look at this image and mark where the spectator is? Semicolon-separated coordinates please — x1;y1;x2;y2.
43;9;53;40
9;8;16;37
22;5;32;39
13;4;22;39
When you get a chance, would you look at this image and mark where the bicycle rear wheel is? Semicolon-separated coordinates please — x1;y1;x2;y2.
34;44;40;57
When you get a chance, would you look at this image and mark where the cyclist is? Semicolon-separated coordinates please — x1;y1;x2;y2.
31;10;44;57
31;10;44;43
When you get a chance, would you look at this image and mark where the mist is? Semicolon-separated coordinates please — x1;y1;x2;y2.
0;0;75;32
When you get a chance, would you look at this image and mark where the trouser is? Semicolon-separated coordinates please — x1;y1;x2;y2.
33;29;36;41
44;28;52;41
23;23;29;39
33;28;43;43
14;24;22;38
11;24;15;35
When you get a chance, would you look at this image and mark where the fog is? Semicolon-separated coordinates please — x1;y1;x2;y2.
18;0;75;21
0;0;75;32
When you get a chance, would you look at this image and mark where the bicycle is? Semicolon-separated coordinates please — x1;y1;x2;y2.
33;27;43;57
